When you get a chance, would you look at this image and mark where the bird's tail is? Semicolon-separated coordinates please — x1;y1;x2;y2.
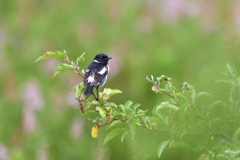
84;83;94;95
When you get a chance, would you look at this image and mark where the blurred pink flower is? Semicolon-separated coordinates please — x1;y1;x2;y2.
136;16;154;33
66;91;78;108
22;109;37;134
0;143;9;160
108;53;122;78
147;0;200;23
107;42;128;78
41;58;59;75
23;80;44;110
70;117;84;138
22;80;44;133
233;2;240;33
159;0;185;22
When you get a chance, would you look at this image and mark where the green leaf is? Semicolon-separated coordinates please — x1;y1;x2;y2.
155;102;179;112
125;100;133;108
129;123;136;140
152;86;158;92
103;88;122;97
103;128;125;145
232;127;240;142
107;120;123;130
35;50;66;63
132;103;141;110
76;52;86;63
195;91;213;99
157;75;171;81
146;76;152;82
118;104;125;113
121;130;130;142
157;140;170;158
54;63;74;76
215;79;230;85
169;142;192;150
143;116;149;124
208;101;226;110
175;93;187;101
125;108;134;115
156;89;170;94
96;107;107;120
226;62;237;77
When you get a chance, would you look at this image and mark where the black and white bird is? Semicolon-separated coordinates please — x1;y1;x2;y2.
84;53;112;100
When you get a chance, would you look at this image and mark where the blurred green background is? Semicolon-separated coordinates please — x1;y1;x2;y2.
1;0;240;159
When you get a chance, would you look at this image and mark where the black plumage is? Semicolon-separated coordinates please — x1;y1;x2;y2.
84;53;111;100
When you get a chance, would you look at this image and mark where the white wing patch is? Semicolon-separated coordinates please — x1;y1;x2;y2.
87;74;94;83
93;60;99;63
98;66;107;75
86;69;89;72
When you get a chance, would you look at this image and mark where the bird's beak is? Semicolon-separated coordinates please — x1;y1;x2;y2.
107;57;112;60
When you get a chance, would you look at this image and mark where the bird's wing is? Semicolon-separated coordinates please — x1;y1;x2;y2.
84;63;93;85
90;66;108;86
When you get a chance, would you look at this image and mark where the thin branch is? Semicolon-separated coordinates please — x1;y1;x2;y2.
152;80;179;102
63;59;84;79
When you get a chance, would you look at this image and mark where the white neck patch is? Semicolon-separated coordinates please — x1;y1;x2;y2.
93;60;99;63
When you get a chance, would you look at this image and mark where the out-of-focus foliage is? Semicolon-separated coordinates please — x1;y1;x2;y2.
1;0;240;159
37;50;240;159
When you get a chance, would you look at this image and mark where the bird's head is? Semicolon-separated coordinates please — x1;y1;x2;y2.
94;53;112;64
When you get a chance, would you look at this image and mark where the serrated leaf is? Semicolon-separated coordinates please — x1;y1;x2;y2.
35;50;66;63
169;142;192;150
129;123;136;140
103;128;125;145
121;130;130;142
157;140;170;158
232;127;240;142
107;120;123;130
76;52;86;63
96;107;107;120
54;63;74;76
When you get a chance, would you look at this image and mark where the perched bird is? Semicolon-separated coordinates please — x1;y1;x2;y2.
84;53;112;100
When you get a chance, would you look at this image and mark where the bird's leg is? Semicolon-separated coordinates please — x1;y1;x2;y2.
96;86;99;101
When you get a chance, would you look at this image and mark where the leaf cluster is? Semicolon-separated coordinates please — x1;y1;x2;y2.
36;51;240;159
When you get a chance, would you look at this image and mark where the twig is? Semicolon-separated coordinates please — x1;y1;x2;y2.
63;59;84;78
